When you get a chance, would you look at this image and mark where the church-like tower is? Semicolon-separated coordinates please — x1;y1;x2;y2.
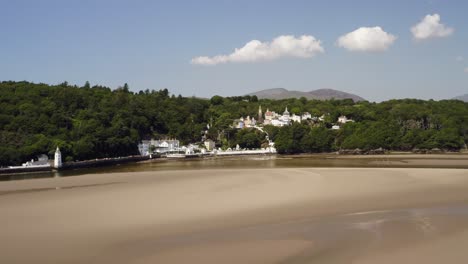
258;105;263;123
54;147;62;169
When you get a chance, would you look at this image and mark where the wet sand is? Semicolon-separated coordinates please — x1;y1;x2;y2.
1;167;468;263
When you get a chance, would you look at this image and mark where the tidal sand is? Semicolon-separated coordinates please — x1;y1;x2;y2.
1;167;468;263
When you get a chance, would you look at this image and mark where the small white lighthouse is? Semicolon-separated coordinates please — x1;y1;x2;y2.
54;147;62;169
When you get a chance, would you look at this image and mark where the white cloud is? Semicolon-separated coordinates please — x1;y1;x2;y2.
411;14;454;40
191;35;324;65
336;27;396;52
456;56;464;62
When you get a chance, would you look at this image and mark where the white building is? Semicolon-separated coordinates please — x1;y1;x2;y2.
244;116;252;127
264;108;274;121
233;117;245;129
337;115;348;123
244;116;257;127
302;112;312;120
9;154;51;169
291;113;302;123
332;125;340;130
185;146;195;155
262;107;292;127
338;115;354;124
204;139;215;151
235;116;257;129
319;114;326;122
138;139;180;155
271;119;287;127
280;107;290;123
250;117;256;127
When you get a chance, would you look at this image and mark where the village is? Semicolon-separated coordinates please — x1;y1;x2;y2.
137;106;353;158
234;106;353;129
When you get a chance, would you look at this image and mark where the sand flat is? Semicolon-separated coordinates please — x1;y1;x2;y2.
1;168;468;263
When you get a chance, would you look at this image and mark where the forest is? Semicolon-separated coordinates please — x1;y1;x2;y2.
0;81;467;165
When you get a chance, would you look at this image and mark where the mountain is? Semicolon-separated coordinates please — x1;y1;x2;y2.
246;88;366;101
453;94;468;102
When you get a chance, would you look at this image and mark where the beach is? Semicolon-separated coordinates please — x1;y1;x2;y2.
1;167;468;263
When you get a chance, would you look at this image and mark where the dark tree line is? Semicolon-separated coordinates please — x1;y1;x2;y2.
0;81;209;165
0;81;467;165
269;99;468;154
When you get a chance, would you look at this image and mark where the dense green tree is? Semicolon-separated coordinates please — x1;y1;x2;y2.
210;95;224;106
0;81;467;165
234;129;264;149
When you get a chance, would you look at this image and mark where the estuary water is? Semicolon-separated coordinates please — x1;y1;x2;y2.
2;153;468;181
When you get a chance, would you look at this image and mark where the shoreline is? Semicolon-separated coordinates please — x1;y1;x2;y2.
1;152;468;180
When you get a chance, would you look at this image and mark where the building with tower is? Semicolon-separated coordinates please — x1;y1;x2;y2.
280;107;290;123
264;108;274;125
258;105;263;123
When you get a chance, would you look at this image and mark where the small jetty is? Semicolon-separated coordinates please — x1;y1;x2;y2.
60;155;150;169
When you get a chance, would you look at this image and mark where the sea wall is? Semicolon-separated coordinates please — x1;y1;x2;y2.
214;149;277;156
0;166;52;175
61;155;150;170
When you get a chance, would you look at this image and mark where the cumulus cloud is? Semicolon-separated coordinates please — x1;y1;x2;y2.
336;27;396;52
191;35;324;65
411;14;454;40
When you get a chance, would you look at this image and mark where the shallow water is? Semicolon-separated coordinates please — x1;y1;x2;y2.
2;154;468;181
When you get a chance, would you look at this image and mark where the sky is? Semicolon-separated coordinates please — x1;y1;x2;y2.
0;0;467;102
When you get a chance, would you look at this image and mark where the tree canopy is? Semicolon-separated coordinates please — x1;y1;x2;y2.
0;81;467;165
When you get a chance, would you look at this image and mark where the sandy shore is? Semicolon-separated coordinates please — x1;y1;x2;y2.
280;153;468;168
1;167;468;263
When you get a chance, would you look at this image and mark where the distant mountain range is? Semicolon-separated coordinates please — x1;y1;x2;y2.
453;94;468;102
246;88;366;102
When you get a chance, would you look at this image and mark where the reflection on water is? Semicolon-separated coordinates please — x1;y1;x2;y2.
1;154;467;181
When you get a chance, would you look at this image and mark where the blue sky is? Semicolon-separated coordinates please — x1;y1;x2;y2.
0;0;467;101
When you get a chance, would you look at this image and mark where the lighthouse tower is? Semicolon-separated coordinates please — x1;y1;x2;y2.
54;147;62;169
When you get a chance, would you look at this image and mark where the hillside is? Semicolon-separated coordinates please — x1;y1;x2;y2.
453;94;468;102
246;88;365;101
1;81;467;165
